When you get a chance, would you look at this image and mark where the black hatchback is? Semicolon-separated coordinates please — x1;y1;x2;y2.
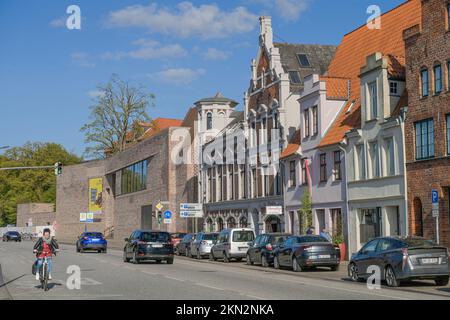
246;233;291;267
2;231;21;242
123;230;174;264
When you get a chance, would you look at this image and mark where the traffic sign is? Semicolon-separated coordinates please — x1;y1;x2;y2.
180;203;203;218
156;202;164;211
86;212;94;223
80;213;87;222
164;219;172;224
432;189;439;204
433;209;439;218
163;210;173;219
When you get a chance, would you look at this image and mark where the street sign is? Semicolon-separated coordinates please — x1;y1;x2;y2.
180;203;203;218
156;202;164;211
80;213;87;222
86;212;94;223
432;189;439;203
433;209;439;218
163;210;173;219
266;206;283;215
164;219;172;224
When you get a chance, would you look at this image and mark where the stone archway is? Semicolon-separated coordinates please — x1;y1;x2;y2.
412;197;423;237
265;215;282;233
216;217;224;232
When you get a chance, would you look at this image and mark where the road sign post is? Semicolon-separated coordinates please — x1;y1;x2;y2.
432;189;439;244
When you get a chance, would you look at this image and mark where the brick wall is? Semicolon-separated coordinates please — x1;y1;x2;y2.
404;0;450;245
16;203;55;227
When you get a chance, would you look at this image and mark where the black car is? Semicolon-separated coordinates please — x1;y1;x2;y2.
349;236;450;287
246;233;291;267
273;235;340;272
76;232;107;253
2;231;21;242
123;230;174;264
176;233;196;257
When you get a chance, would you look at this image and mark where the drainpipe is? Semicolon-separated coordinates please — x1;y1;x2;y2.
400;107;409;236
338;142;351;260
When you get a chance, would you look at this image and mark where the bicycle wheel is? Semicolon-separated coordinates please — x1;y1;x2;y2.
43;263;49;291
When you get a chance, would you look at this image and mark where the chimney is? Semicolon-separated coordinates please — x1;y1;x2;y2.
259;16;273;48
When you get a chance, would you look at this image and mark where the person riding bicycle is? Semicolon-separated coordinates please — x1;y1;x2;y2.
33;228;59;280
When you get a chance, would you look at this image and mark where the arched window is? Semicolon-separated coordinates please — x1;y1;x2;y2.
239;216;248;228
217;217;224;231
413;197;423;237
227;217;236;228
207;113;213;130
206;218;214;233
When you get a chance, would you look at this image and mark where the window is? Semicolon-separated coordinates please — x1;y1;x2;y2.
434;64;442;94
370;142;380;178
385;138;395;176
304;110;310;137
252;168;257;198
368;81;378;119
120;159;148;195
389;81;398;95
240;165;245;199
289;160;296;187
333;151;342;181
218;166;222;201
415;119;434;160
289;71;301;84
312;106;318;135
319;153;327;182
448;61;450;91
356;144;366;180
206;112;213;130
331;209;342;237
421;69;429;97
301;160;307;185
447;115;450;155
297;54;311;67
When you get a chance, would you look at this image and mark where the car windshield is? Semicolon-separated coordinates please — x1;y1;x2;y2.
299;236;329;243
232;231;254;242
141;232;170;242
270;236;289;244
9;232;20;235
203;233;218;241
404;238;437;247
84;232;103;238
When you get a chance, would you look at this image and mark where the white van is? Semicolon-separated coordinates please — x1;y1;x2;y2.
210;228;255;262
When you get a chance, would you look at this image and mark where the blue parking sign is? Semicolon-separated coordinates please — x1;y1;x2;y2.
432;189;439;204
163;210;172;219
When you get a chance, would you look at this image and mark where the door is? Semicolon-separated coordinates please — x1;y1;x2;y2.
355;239;380;277
141;205;152;230
279;238;293;266
252;235;264;263
316;209;325;233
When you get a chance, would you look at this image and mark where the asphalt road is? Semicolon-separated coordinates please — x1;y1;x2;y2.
1;240;450;300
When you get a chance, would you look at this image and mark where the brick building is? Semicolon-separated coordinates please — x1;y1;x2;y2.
16;203;56;227
404;0;450;245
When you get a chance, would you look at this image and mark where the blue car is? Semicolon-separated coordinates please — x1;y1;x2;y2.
76;232;107;253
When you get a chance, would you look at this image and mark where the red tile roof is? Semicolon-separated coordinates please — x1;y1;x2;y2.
318;0;421;148
139;117;183;140
280;129;301;160
320;76;349;100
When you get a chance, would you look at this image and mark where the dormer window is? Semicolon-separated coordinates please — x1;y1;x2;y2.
207;112;213;130
389;81;398;95
289;71;302;84
297;54;311;67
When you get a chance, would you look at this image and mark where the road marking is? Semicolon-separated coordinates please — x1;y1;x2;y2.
164;275;186;282
194;283;225;291
243;294;265;300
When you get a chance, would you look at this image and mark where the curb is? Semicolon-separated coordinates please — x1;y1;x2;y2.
0;264;13;300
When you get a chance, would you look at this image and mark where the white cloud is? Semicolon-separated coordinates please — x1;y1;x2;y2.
106;2;258;39
87;90;105;98
149;68;206;85
50;17;65;28
248;0;310;21
102;39;187;60
71;52;95;68
203;48;230;61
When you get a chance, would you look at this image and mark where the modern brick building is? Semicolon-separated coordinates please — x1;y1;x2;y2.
16;203;56;227
404;0;450;245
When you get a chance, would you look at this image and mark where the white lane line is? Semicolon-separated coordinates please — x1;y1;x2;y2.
141;270;159;276
194;283;225;291
164;275;186;282
243;294;265;300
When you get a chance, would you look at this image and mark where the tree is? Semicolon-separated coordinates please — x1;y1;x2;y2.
81;74;155;159
0;142;81;226
297;189;312;234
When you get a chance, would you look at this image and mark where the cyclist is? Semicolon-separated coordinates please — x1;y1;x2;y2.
33;228;59;280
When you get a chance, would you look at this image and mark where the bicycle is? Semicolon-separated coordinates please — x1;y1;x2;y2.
39;256;50;291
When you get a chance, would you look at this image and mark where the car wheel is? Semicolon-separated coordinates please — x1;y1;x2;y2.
223;252;230;263
98;250;102;253
435;276;449;286
167;258;174;265
103;249;107;254
132;250;140;264
273;255;280;269
292;256;302;272
385;266;400;287
330;265;339;272
210;252;217;261
349;263;362;282
76;246;80;253
246;254;253;265
261;255;269;268
155;260;162;264
123;250;130;263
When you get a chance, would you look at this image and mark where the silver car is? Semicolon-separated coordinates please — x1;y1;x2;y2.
348;236;450;287
190;232;219;259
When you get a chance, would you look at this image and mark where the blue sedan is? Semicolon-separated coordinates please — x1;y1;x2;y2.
76;232;107;253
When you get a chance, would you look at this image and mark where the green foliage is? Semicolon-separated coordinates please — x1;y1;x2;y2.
332;234;344;244
297;189;312;234
81;74;155;159
0;142;82;226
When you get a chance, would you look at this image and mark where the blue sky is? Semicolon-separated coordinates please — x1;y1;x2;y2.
0;0;405;157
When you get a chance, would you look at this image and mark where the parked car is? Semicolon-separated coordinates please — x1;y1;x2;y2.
210;228;255;262
176;233;196;257
190;232;219;259
246;233;291;267
2;231;21;242
348;236;450;287
170;232;187;252
76;232;107;253
123;230;174;264
273;235;340;272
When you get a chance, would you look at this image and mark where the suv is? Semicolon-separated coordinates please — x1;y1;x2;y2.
123;230;174;264
210;228;255;262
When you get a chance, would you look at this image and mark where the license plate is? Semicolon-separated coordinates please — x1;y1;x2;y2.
152;244;163;248
92;239;100;242
318;254;331;259
421;258;438;264
239;247;248;251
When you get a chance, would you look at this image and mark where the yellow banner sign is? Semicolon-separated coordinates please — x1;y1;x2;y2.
88;178;103;213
